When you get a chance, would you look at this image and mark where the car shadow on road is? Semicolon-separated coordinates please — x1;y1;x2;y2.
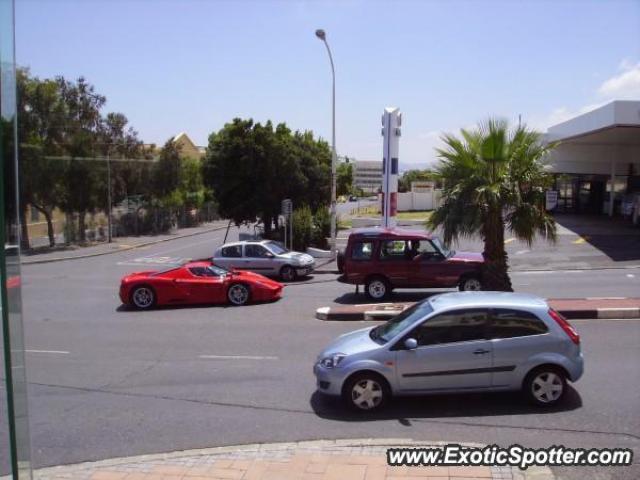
116;299;281;313
333;291;447;305
309;387;582;422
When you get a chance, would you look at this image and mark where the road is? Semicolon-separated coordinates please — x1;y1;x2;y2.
3;227;639;479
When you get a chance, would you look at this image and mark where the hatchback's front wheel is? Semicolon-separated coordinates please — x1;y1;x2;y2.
343;372;390;412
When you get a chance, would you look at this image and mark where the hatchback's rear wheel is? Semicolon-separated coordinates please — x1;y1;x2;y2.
365;276;390;300
343;373;390;412
524;367;567;406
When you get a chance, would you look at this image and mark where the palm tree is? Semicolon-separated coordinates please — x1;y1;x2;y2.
428;119;557;291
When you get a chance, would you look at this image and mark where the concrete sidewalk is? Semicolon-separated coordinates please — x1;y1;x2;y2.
21;221;232;265
23;439;553;480
316;298;640;321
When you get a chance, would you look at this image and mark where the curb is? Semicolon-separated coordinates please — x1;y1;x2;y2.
316;301;640;321
20;224;229;265
18;438;555;480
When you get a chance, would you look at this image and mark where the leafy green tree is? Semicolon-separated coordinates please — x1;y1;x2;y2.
16;69;67;247
336;162;353;196
55;76;106;243
427;119;557;291
398;168;437;192
203;118;330;237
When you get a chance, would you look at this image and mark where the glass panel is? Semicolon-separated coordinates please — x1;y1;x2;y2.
0;0;32;477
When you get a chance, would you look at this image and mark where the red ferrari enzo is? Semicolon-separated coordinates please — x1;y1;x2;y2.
119;261;283;310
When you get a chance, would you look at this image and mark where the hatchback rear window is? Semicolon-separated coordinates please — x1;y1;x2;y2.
489;309;548;338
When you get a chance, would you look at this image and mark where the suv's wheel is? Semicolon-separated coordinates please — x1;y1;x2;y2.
280;265;297;282
130;285;156;310
459;275;482;291
227;283;251;306
343;372;390;412
365;276;390;300
523;366;567;406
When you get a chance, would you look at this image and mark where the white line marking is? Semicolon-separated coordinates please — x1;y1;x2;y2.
25;349;70;355
586;297;627;300
627;274;635;278
515;249;530;255
198;355;278;361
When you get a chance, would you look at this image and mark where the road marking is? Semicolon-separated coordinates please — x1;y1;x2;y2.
586;297;628;300
515;249;530;255
117;256;192;266
198;355;278;361
627;274;635;278
25;349;70;355
572;236;590;244
504;238;516;244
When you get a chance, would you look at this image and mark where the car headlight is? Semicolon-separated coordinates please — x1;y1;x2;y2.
320;353;347;369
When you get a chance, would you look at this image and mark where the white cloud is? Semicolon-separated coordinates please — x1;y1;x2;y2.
598;61;640;100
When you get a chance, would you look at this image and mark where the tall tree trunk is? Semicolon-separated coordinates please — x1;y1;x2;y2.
481;205;513;291
19;203;30;250
262;213;272;239
78;211;87;243
43;209;55;247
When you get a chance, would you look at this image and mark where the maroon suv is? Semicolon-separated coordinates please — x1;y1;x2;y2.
338;228;484;299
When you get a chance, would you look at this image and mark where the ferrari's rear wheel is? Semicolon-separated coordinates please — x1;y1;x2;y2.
131;285;156;310
227;283;250;306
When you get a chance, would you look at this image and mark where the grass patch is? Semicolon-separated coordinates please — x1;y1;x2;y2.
397;210;433;221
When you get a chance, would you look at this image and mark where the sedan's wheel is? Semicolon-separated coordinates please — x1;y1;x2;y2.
459;276;482;292
131;286;155;310
227;283;250;306
343;373;389;412
524;368;566;406
280;265;297;282
365;277;389;300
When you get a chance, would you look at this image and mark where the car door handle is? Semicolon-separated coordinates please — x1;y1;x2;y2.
473;349;490;355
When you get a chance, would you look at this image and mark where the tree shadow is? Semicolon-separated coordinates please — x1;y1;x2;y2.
309;386;582;422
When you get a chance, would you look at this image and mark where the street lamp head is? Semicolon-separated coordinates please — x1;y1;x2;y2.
315;29;326;40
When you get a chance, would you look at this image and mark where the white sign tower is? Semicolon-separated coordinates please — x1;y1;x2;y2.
381;107;401;228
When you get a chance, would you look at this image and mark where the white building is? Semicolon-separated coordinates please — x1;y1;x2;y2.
353;160;383;193
544;100;640;218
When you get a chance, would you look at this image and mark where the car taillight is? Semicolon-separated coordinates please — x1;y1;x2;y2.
548;308;580;345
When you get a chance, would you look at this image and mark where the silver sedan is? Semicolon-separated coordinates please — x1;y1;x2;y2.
213;240;316;281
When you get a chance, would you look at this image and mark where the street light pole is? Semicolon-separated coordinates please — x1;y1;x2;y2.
315;29;337;257
106;149;112;243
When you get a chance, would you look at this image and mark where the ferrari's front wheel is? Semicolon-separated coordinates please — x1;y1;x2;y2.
227;283;250;306
130;285;156;310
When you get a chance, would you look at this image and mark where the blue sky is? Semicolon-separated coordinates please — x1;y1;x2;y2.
15;0;640;167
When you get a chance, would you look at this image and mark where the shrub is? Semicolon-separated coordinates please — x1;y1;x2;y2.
312;207;331;249
291;205;313;251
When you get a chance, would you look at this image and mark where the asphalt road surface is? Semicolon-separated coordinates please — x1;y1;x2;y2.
2;227;639;480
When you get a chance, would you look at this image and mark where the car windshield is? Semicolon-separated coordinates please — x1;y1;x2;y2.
265;241;289;255
207;265;230;276
432;237;452;257
369;301;434;344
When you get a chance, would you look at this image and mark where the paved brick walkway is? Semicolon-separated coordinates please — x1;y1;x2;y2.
25;440;554;480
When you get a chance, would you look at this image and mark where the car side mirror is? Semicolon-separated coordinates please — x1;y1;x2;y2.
404;338;418;350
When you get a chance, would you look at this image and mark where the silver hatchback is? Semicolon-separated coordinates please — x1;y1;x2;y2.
314;292;583;411
213;240;316;281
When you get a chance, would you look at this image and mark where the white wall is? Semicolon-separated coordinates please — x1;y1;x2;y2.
397;190;442;211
